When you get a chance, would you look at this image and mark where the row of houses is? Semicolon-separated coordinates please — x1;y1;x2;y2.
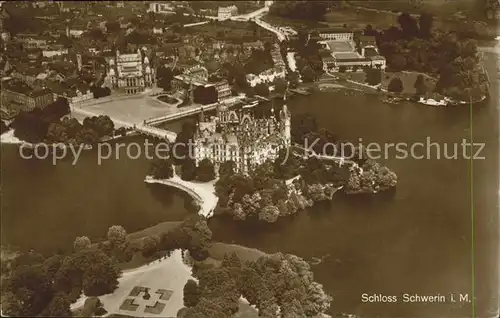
1;78;55;115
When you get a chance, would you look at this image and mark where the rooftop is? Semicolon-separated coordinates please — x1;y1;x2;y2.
2;78;52;97
317;27;352;34
333;52;363;60
326;40;354;52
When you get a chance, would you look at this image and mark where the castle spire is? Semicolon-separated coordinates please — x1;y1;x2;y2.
199;106;205;122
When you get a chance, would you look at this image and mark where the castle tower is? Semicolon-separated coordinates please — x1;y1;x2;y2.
143;56;151;86
279;90;291;147
76;54;82;72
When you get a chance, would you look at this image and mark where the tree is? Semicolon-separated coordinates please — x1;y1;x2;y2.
287;71;300;88
107;225;127;248
4;262;53;316
61;117;82;137
390;54;406;71
74;236;91;252
197;158;215;182
39;293;72;317
397;12;419;38
183;279;200;307
141;235;160;258
44;97;70;119
156;65;174;91
414;74;427;96
419;12;433;38
106;20;120;33
0;120;8;134
95;115;114;137
365;68;382;86
258;205;280;223
303;282;332;316
254;82;270;97
274;78;287;95
219;160;236;178
81;250;121;296
46;122;69;143
387;77;404;93
75;127;99;145
181;159;197;181
150;158;174;179
179;215;212;260
81;297;107;317
301;65;316;83
307;184;327;202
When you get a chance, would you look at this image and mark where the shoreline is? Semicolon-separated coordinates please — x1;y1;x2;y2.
144;175;218;218
0;130;22;145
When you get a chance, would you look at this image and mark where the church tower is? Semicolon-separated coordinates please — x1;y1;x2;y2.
279;90;291;147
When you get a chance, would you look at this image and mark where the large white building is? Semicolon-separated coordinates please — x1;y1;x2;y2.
148;2;174;14
217;5;238;20
107;49;154;94
317;28;354;41
318;30;386;72
194;96;291;174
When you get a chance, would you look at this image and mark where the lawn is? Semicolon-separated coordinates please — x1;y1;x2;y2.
208;242;268;263
262;14;328;30
324;7;398;30
382;71;437;95
341;70;437;95
187;20;273;41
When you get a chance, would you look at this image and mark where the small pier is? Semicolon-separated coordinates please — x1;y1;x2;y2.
290;88;311;96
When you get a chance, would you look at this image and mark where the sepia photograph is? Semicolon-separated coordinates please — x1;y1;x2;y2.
0;1;498;317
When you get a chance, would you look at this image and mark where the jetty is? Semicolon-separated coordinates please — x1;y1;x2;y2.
290;88;311;96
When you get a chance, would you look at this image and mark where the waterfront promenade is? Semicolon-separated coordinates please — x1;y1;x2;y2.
144;173;218;218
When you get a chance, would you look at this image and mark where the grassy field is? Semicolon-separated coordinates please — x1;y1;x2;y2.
324;7;399;29
127;221;182;242
187;20;273;40
342;70;437;95
208;242;268;263
262;14;328;30
347;0;479;17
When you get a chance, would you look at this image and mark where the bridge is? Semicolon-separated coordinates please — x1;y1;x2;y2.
144;96;246;126
70;106;177;142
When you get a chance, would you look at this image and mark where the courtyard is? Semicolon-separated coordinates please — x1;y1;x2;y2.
70;92;204;128
71;249;194;317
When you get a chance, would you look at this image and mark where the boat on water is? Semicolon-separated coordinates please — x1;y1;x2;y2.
382;96;405;104
418;97;448;107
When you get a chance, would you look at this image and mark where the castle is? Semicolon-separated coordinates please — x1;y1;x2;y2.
194;95;291;174
107;49;154;94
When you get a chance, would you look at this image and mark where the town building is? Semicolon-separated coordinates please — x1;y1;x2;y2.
107;49;154;94
19;36;49;50
172;66;231;103
217;5;238;20
316;28;354;41
318;30;386;72
152;25;164;35
246;68;285;87
148;2;175;14
194;95;291;174
42;47;68;58
1;78;54;115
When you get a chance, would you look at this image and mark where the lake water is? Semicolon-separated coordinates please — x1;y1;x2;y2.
1;52;497;318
